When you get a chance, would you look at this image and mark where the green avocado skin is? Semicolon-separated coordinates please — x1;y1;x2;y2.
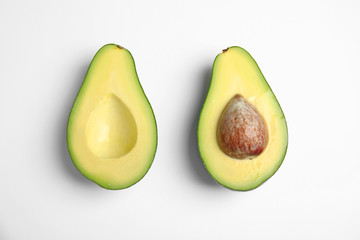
67;44;158;190
197;46;288;191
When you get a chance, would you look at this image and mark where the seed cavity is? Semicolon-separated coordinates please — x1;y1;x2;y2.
86;94;137;159
217;94;268;160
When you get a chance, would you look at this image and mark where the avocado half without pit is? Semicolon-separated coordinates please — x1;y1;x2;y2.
67;44;157;190
198;46;288;191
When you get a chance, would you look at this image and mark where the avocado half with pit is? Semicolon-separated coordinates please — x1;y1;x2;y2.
198;46;288;191
67;44;157;190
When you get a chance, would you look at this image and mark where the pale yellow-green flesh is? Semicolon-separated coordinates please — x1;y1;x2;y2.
198;47;288;190
67;45;157;189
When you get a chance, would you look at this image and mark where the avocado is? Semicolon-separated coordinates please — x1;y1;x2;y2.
198;47;288;191
67;44;157;190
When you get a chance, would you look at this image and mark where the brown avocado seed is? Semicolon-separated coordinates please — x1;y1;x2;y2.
217;94;268;159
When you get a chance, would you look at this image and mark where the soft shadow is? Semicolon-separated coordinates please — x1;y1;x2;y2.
186;66;220;187
56;61;95;187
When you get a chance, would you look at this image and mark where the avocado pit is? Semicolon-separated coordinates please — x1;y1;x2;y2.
217;94;268;159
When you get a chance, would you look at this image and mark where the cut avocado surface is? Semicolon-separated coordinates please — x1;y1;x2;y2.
67;44;157;190
198;46;288;191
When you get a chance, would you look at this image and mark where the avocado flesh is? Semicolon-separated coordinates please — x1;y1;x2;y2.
198;46;288;191
67;44;157;190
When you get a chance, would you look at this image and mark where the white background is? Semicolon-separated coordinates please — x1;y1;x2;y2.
1;0;359;239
